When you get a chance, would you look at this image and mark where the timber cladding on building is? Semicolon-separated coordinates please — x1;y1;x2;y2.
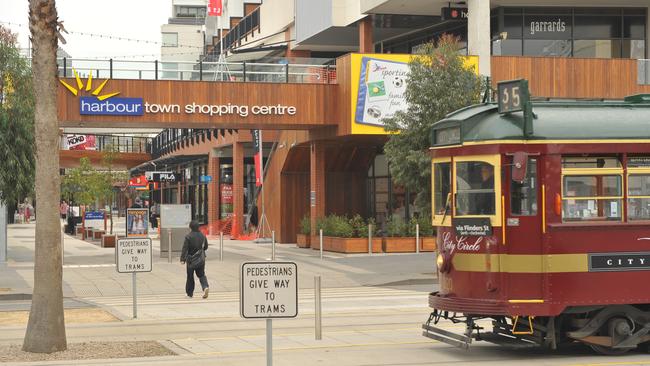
57;79;339;129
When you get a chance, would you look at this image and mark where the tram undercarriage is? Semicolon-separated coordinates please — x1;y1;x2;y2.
422;305;650;355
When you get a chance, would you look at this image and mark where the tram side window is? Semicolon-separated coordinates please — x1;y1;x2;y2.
562;175;623;221
433;162;451;215
511;159;537;216
628;174;650;220
456;162;495;215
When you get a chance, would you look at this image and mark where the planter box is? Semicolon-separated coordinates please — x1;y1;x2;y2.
311;235;323;250
101;234;116;248
93;230;105;240
383;236;438;252
312;236;382;253
383;237;417;253
421;237;436;252
296;234;310;248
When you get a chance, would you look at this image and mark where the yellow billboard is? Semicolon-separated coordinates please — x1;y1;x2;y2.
350;53;479;135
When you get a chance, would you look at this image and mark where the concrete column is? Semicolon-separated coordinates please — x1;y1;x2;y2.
467;0;491;76
310;141;326;235
647;6;650;59
232;142;244;238
0;201;6;263
359;16;374;53
207;155;221;233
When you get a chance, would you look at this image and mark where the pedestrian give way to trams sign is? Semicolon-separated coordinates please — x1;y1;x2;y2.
116;238;152;273
240;262;298;319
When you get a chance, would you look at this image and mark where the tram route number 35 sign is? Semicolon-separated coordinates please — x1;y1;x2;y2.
497;79;530;114
240;262;298;319
116;238;152;273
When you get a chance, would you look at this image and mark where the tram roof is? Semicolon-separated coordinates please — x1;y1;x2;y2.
431;99;650;146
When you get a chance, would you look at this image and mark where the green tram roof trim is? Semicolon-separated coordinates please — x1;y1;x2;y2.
431;100;650;146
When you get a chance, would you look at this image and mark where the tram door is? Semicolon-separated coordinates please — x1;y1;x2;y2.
505;156;543;300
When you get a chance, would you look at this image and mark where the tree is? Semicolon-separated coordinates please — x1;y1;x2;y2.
23;0;67;353
61;157;97;206
383;35;484;214
98;145;128;234
0;26;35;220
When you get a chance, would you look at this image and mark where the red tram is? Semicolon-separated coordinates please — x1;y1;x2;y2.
423;94;650;354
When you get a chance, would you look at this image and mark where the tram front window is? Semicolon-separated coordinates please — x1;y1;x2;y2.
456;162;495;215
433;162;451;215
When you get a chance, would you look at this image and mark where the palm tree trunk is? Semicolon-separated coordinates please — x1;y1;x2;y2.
23;0;67;353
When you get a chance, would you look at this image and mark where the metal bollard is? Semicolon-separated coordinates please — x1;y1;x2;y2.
368;224;372;255
219;231;224;261
167;229;172;263
271;230;276;261
315;276;322;340
319;229;323;260
416;223;420;254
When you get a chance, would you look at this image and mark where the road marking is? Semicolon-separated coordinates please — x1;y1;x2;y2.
63;264;115;268
191;340;437;356
567;362;650;366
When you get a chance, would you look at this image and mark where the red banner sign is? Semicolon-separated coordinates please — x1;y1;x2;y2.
208;0;222;16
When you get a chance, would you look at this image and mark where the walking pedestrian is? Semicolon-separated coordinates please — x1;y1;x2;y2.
180;220;209;299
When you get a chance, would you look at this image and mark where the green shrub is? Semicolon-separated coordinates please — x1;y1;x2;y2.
331;215;354;238
350;214;366;237
299;215;311;235
417;214;435;236
386;216;409;237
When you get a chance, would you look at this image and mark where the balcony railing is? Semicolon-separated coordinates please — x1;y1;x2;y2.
148;128;234;159
61;134;152;154
54;57;336;84
213;7;260;54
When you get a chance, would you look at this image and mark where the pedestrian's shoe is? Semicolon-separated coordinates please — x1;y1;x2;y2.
203;287;209;299
186;294;193;299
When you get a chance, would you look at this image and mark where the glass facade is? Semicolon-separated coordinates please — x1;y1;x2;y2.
494;7;646;58
383;7;646;59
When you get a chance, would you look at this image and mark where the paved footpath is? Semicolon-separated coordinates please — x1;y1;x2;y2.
3;222;650;365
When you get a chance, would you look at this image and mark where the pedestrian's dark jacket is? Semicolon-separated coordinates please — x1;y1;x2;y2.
181;231;208;262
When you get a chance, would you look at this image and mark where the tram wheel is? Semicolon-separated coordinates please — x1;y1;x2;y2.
589;317;635;356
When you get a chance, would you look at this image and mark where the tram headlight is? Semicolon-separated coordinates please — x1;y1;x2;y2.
436;254;444;270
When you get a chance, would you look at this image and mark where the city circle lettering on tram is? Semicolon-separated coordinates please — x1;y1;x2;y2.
240;262;298;319
116;238;152;273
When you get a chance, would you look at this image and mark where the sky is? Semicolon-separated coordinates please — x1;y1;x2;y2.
1;0;172;60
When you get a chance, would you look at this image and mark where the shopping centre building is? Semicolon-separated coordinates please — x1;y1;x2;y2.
58;0;650;243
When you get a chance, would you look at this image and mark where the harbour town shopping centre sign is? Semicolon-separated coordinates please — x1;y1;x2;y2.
57;72;330;129
79;98;297;118
61;72;297;118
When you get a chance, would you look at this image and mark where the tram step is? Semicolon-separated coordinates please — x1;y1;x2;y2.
422;323;471;349
478;332;540;349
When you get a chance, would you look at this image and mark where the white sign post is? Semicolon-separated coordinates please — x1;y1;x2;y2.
240;261;298;366
116;238;152;319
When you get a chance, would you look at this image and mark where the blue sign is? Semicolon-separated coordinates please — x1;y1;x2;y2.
80;97;144;116
84;211;105;220
199;175;213;184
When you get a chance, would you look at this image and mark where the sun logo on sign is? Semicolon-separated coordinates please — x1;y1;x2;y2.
59;68;120;101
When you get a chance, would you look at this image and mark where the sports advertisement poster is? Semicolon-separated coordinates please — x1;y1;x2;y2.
354;57;409;127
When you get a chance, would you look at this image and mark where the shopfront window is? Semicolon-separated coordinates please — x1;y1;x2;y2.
493;7;646;59
455;161;495;216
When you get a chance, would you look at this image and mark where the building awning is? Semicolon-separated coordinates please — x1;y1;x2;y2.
130;154;207;175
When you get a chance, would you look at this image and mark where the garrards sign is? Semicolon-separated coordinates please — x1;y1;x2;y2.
60;70;297;118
